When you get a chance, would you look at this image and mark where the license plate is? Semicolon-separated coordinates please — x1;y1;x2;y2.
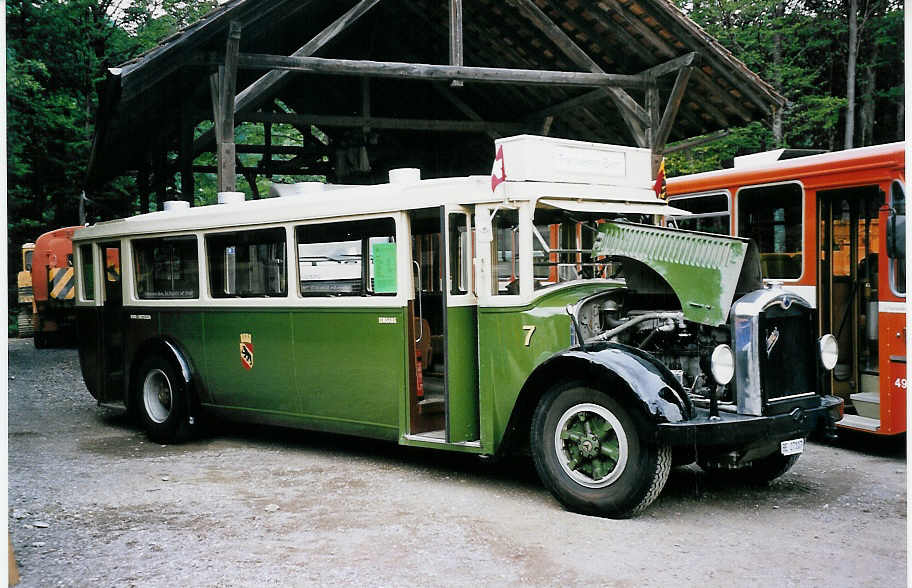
780;438;804;456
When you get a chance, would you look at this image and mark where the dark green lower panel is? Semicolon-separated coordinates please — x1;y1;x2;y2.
446;305;479;442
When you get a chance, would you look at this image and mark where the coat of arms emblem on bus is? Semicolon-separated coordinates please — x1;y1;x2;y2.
240;333;254;370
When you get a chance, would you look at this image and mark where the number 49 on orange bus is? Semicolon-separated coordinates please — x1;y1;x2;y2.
667;142;906;436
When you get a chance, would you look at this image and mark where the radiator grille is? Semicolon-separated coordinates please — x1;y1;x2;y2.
759;306;816;403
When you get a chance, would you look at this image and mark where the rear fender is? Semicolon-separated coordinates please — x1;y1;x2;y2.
129;337;200;424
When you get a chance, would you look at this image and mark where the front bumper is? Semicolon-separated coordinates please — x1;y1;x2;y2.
657;395;843;447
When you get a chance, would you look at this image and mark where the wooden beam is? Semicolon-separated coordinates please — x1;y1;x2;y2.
527;87;648;128
646;80;661;177
242;111;528;134
654;66;693;151
664;129;730;154
597;0;677;59
217;21;242;193
192;163;332;175
229;53;649;88
639;52;698;79
432;84;500;139
234;0;380;114
691;69;750;123
234;144;320;155
194;0;381;156
510;0;648;146
632;0;777;113
540;115;554;136
450;0;463;66
179;71;195;204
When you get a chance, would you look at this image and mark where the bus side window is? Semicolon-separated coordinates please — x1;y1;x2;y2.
492;208;520;295
133;236;199;299
889;181;905;295
79;244;94;301
206;228;287;298
668;193;730;235
737;184;803;279
296;217;396;297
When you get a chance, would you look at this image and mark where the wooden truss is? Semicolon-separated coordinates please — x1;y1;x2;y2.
199;0;699;193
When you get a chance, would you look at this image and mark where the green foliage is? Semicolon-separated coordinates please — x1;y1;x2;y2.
669;0;904;176
6;0;218;310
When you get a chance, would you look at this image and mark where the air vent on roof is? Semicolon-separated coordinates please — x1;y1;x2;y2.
217;191;245;205
163;200;190;212
388;168;421;185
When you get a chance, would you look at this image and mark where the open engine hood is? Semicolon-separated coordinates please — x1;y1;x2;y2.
593;221;763;326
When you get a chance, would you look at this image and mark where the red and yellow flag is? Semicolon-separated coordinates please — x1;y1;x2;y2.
653;158;667;200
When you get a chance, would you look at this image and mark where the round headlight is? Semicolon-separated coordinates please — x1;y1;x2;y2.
710;344;735;385
818;334;839;371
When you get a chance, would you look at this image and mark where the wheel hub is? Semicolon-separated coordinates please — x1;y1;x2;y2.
554;402;629;489
578;434;601;458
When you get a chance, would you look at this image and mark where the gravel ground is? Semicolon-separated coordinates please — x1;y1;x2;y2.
7;338;907;587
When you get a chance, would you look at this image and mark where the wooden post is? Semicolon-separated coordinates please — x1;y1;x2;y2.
218;21;242;193
138;158;151;214
180;79;195;204
152;149;166;211
263;118;273;180
646;78;662;178
450;0;464;86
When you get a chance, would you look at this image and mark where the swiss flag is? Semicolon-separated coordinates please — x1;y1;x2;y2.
491;145;506;192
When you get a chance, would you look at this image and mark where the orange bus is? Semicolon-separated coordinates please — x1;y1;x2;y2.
667;142;906;435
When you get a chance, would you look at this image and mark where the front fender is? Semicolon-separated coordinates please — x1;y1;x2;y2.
550;342;692;423
499;343;691;455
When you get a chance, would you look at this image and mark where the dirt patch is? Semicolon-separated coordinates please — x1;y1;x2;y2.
8;340;906;586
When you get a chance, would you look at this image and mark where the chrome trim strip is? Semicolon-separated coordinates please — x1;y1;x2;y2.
767;392;816;402
879;301;907;314
403;434;482;448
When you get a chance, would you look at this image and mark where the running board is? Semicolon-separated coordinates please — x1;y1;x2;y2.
837;414;881;432
403;433;481;448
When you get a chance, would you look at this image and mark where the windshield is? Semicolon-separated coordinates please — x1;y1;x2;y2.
530;205;651;290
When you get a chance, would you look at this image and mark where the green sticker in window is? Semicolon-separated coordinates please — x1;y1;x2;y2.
372;242;397;294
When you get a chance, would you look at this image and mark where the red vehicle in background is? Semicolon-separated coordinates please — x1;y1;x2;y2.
666;143;906;436
26;226;82;347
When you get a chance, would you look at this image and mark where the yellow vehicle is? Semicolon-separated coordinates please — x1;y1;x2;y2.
17;242;36;337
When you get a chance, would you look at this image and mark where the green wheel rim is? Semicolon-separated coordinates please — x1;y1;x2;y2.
554;402;628;488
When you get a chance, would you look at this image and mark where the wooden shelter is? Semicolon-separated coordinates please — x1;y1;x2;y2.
86;0;784;211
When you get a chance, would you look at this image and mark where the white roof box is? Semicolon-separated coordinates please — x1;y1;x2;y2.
495;135;651;189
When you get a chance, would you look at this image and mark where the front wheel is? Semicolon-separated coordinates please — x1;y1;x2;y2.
134;355;192;444
531;383;671;518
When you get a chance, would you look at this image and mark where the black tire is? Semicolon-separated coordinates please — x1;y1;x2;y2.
531;382;671;518
133;355;192;444
700;452;800;485
17;310;35;338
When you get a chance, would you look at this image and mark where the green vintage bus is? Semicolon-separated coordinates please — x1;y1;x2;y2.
74;135;842;518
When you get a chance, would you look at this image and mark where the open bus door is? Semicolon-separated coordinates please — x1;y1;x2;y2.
100;242;124;401
818;186;884;423
406;206;480;444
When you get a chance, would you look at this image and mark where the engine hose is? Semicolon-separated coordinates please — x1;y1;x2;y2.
587;311;684;344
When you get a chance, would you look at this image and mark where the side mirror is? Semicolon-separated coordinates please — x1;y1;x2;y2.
887;211;905;259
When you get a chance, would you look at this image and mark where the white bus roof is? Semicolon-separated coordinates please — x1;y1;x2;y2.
75;135;683;241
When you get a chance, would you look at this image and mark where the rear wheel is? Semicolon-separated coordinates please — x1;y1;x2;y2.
134;355;192;444
17;310;35;338
531;383;671;518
